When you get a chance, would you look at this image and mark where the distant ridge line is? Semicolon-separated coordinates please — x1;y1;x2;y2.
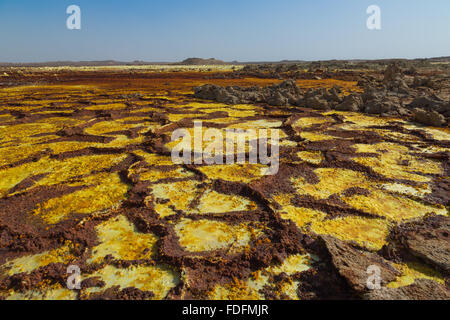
0;56;449;67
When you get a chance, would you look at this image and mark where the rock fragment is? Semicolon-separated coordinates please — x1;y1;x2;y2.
412;108;446;126
388;214;450;273
320;235;400;292
383;63;403;83
335;94;363;111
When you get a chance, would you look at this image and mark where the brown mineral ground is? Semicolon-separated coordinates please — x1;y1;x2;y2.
0;65;448;300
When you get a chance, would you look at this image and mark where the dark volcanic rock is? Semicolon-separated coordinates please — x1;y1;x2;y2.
195;80;344;110
363;93;401;116
412;76;435;88
194;84;239;104
412;108;446;126
266;91;288;106
363;279;450;300
384;63;403;83
320;235;400;292
408;96;449;120
194;80;305;107
408;96;444;110
305;96;329;110
390;214;450;273
335;93;363;111
387;76;410;94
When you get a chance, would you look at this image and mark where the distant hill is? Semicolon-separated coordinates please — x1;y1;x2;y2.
0;58;230;67
1;56;449;68
427;56;450;62
172;58;229;65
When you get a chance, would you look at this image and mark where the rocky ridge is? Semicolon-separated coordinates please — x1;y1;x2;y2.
195;63;450;127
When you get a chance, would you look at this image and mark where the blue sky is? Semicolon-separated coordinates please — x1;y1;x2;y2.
0;0;449;62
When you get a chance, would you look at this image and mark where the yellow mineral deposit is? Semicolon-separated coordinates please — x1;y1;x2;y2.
84;264;180;299
88;215;159;263
174;218;261;253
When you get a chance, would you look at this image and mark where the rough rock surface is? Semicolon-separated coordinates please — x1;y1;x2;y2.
363;279;450;300
412;108;446;127
383;63;403;83
195;80;343;110
196;80;343;110
335;94;363;111
388;215;450;274
409;96;450;118
320;235;400;292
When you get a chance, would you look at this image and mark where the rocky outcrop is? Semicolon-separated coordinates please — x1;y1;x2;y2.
412;108;446;126
388;214;450;274
320;235;400;293
383;63;403;83
194;80;298;106
412;76;435;88
335;94;363;111
409;96;450;118
194;63;449;126
195;80;345;110
174;58;228;65
197;80;338;111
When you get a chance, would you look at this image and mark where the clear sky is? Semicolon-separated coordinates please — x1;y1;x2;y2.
0;0;449;62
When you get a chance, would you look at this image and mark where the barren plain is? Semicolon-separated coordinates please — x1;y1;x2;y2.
0;64;448;300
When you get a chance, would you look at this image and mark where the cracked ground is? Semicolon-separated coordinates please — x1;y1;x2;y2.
0;66;448;300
